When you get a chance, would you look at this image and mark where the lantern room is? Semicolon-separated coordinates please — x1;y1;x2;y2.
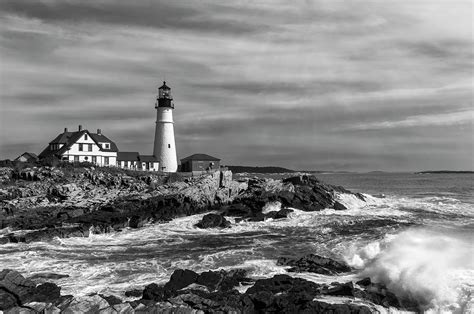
156;81;174;108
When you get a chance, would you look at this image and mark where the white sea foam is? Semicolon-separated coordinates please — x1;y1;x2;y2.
344;227;474;313
262;201;282;214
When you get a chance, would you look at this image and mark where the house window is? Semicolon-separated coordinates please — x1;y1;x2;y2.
74;156;79;162
92;156;97;164
104;157;109;165
88;144;92;152
117;161;121;167
168;144;171;148
84;134;88;140
79;144;83;151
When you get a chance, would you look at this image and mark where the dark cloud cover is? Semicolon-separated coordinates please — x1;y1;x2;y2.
0;0;472;171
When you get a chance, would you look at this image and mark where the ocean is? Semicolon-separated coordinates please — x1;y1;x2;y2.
1;172;473;313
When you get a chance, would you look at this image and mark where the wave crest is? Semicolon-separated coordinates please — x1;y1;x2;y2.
346;228;474;312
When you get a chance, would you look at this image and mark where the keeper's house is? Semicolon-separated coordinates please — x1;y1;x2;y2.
180;154;220;173
38;125;118;166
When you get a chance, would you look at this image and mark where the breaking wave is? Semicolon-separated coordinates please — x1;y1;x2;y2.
345;228;474;313
0;184;473;312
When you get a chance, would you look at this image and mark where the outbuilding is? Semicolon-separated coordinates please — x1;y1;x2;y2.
180;154;220;172
14;152;39;163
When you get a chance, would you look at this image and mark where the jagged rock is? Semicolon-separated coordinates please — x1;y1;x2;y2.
0;269;61;311
98;294;122;306
0;269;36;304
1;169;365;244
195;214;230;229
62;295;110;313
165;269;199;291
262;207;293;220
195;269;250;292
33;282;61;303
333;200;348;210
142;283;168;302
246;274;322;296
277;253;352;275
23;301;50;312
0;289;18;310
219;170;233;188
124;289;142;298
323;281;356;296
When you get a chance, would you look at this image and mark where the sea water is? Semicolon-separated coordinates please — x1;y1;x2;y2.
0;173;472;313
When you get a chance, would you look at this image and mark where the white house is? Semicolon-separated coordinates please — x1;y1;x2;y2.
39;125;118;166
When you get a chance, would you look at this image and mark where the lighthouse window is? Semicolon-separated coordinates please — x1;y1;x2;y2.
168;144;171;148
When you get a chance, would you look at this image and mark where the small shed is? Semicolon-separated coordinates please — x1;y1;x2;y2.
139;155;160;171
117;152;140;169
180;154;220;172
14;152;39;163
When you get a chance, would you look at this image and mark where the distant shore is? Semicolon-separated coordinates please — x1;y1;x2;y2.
415;170;474;174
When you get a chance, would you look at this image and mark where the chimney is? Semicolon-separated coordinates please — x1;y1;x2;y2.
97;129;102;135
64;127;68;133
78;125;82;131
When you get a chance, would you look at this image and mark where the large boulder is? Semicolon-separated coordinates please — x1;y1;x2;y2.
61;295;110;313
195;214;230;229
0;269;36;304
0;269;62;311
164;269;199;291
277;253;352;275
195;269;251;292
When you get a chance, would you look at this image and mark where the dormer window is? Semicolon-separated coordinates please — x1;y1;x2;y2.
103;143;110;149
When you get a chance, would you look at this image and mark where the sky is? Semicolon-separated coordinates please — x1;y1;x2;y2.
0;0;472;172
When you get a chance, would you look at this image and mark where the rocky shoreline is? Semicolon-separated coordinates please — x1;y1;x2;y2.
0;252;419;313
0;166;363;244
0;165;420;312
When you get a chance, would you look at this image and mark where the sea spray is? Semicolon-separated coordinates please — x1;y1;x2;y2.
346;227;474;312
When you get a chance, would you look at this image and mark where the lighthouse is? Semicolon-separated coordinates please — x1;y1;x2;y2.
153;81;178;172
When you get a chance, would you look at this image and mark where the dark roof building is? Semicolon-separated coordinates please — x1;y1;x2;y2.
14;152;39;163
38;126;118;164
180;154;220;172
117;152;140;161
181;154;220;162
139;155;159;162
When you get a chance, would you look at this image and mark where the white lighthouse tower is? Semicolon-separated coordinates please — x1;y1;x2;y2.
153;81;178;172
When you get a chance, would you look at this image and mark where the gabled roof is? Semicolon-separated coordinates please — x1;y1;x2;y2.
50;132;73;144
39;129;119;159
15;152;39;161
139;155;159;162
180;153;220;162
89;133;119;152
117;152;139;161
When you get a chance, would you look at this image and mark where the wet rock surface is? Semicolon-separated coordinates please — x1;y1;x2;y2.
1;166;364;243
0;265;415;313
195;213;231;228
277;253;352;275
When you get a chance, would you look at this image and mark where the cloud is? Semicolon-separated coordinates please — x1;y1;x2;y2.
346;110;473;131
0;0;264;35
0;0;472;171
